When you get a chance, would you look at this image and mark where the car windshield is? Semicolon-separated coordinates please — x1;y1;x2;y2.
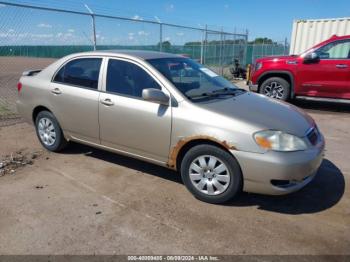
147;57;241;100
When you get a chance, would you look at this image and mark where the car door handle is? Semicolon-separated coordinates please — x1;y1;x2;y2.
336;64;348;68
100;98;114;106
51;88;62;95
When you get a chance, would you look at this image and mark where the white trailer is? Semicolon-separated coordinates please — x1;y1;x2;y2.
290;17;350;55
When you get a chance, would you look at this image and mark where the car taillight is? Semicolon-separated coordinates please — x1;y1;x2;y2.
17;82;22;92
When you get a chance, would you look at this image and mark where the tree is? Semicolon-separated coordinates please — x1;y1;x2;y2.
184;41;201;47
184;39;245;47
248;37;274;44
157;40;172;51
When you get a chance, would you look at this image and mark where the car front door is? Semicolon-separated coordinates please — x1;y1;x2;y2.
297;39;350;99
50;57;102;144
98;58;172;164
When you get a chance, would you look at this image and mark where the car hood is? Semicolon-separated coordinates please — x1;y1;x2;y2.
198;92;314;137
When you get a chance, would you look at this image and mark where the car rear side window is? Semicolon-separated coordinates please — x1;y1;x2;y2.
54;58;102;89
106;59;161;98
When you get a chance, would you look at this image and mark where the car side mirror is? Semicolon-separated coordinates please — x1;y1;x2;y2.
303;52;320;64
142;88;170;106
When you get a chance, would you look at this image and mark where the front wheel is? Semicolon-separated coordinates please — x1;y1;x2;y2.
180;144;243;204
260;77;290;101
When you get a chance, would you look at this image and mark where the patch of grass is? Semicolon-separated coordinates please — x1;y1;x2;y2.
0;104;14;117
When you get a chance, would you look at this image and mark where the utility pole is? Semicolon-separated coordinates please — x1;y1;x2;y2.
200;26;205;64
84;4;96;50
220;27;224;75
159;23;163;52
204;24;208;64
244;29;249;66
284;37;288;55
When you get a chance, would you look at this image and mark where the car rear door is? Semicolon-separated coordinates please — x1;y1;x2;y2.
297;39;350;99
98;57;172;163
50;57;102;144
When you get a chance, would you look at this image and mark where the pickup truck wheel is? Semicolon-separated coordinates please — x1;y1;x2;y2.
260;77;290;101
35;111;68;152
180;144;242;204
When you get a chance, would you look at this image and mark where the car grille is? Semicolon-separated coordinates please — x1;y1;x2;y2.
307;127;319;145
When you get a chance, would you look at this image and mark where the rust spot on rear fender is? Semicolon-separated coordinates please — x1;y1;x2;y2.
167;135;236;170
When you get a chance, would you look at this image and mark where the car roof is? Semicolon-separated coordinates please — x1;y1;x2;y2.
73;50;183;60
332;34;350;40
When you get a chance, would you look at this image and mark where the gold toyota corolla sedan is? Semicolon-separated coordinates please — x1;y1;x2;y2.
17;50;325;204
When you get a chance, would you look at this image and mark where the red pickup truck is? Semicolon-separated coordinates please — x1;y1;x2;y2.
248;35;350;102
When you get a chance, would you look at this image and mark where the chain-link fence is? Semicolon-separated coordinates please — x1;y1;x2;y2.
246;40;289;65
0;1;250;125
0;2;289;126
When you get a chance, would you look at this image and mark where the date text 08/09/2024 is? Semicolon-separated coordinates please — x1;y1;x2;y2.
127;255;220;261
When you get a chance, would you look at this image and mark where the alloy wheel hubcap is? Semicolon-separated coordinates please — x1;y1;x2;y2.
38;118;56;146
189;155;230;196
264;81;284;99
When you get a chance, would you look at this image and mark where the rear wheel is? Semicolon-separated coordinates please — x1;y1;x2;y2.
180;144;242;204
260;77;290;101
35;111;68;152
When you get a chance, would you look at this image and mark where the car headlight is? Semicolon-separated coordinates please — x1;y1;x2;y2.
254;130;307;152
255;62;263;70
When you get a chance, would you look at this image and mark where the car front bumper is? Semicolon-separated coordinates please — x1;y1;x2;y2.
248;81;259;92
231;141;325;195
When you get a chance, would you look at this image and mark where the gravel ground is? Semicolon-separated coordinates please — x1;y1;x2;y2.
0;57;56;126
0;93;349;255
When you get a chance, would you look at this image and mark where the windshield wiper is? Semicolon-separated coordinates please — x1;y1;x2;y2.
188;91;237;99
212;87;247;94
188;87;246;99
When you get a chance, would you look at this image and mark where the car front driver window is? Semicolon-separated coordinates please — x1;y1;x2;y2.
106;59;161;98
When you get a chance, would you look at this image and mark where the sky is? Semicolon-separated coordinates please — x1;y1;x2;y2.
0;0;349;46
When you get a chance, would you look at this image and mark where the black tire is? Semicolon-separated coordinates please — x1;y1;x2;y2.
35;111;68;152
259;77;290;101
180;144;243;204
